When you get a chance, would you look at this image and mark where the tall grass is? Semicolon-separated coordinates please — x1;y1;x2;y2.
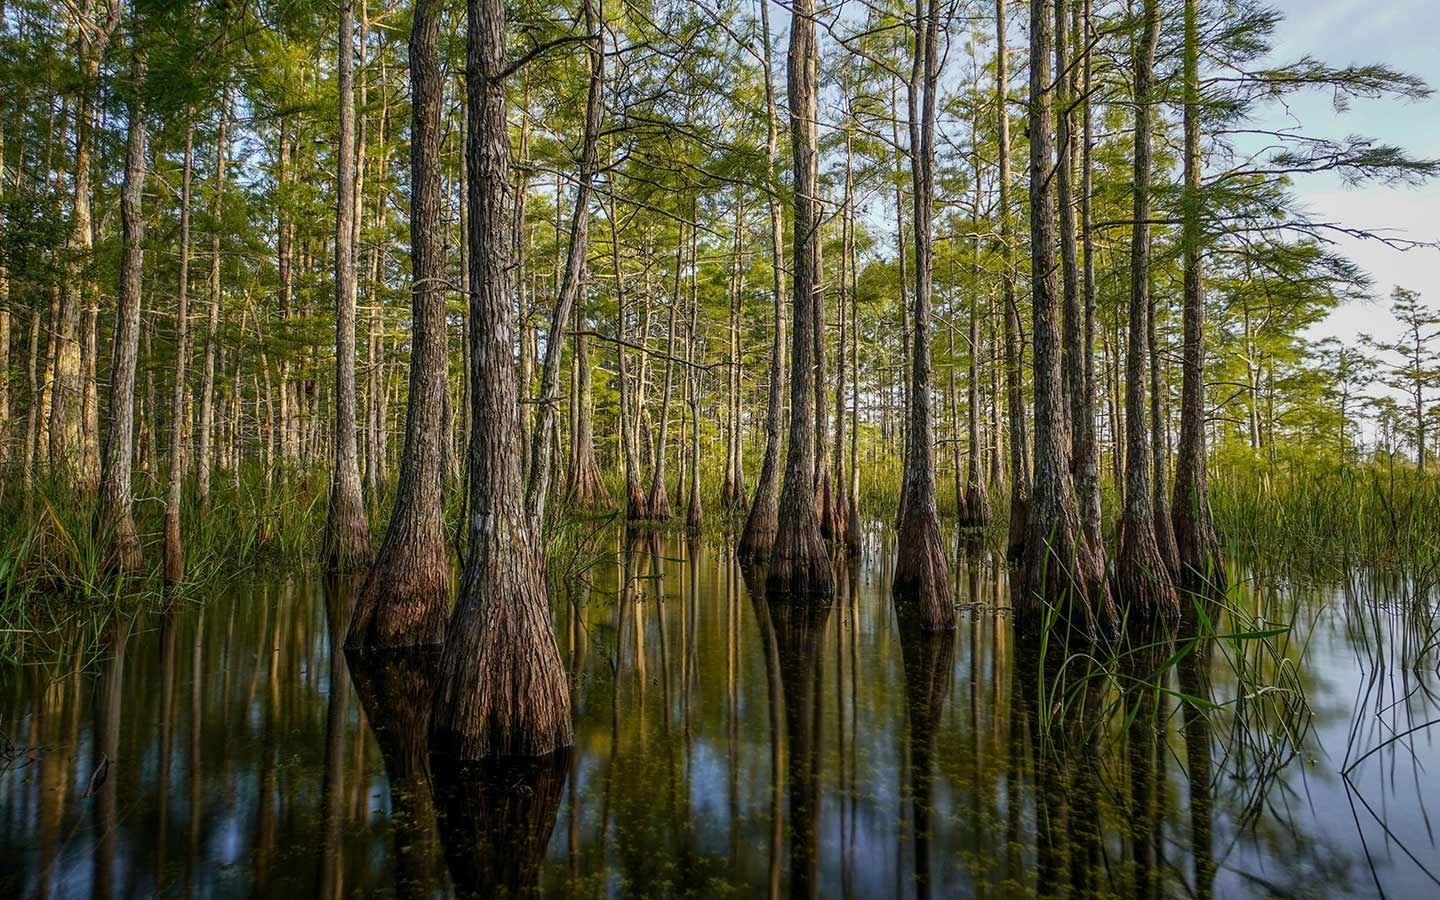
1210;450;1440;573
0;463;327;664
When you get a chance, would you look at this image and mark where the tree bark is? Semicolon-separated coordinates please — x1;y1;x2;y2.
1116;0;1179;618
996;0;1030;562
1076;0;1105;560
739;0;787;562
164;119;195;584
197;92;228;505
766;0;832;598
431;0;572;760
323;0;373;572
893;0;955;632
346;0;452;653
608;188;649;520
98;24;146;574
525;0;604;527
1171;0;1225;591
1019;0;1111;633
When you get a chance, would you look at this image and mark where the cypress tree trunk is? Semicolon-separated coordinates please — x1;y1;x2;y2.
1076;0;1105;559
98;26;146;574
525;0;604;527
739;0;786;562
323;0;373;572
846;209;862;553
430;0;572;760
1020;0;1110;633
685;249;703;532
648;230;682;521
608;189;649;521
893;0;955;632
965;301;992;525
1172;0;1225;592
346;0;452;653
722;189;747;512
1116;0;1179;618
566;317;609;510
1150;293;1181;575
164;120;195;585
197;93;228;506
766;0;832;599
995;0;1030;562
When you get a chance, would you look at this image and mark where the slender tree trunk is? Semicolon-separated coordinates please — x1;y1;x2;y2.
346;0;452;652
1172;0;1225;591
609;188;649;520
1150;293;1180;575
1075;0;1104;559
963;98;991;527
197;92;228;505
1116;0;1179;618
766;0;832;598
685;233;704;532
739;0;787;562
431;0;572;760
893;0;955;631
164;120;195;584
324;0;372;571
1020;0;1111;633
98;27;146;574
525;0;604;527
996;0;1030;561
832;131;852;535
723;188;747;511
648;228;682;520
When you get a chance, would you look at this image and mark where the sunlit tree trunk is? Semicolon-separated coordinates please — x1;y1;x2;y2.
767;0;832;598
1172;0;1226;591
1116;0;1179;618
996;0;1030;561
893;0;954;631
164;119;195;584
1020;0;1111;633
197;92;228;506
526;0;604;526
346;0;451;652
323;0;372;572
739;0;787;562
98;25;146;573
430;0;572;760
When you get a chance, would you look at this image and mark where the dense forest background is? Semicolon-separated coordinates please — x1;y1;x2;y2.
1;0;1438;645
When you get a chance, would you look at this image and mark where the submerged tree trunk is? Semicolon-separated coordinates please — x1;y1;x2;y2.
1116;0;1179;619
164;120;195;584
893;0;954;632
323;0;372;572
739;0;787;563
1172;0;1225;592
430;0;572;760
98;29;146;574
996;0;1030;562
1019;0;1110;634
346;0;451;653
766;0;832;599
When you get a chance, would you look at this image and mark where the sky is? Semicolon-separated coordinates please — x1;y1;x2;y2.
1259;0;1440;346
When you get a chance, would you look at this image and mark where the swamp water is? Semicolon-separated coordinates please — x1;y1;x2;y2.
2;531;1437;898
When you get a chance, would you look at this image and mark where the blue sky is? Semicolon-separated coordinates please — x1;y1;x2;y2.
1260;0;1440;345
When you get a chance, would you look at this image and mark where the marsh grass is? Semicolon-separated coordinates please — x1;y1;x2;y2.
0;463;327;664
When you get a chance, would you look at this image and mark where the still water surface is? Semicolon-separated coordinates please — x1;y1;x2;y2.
2;531;1437;898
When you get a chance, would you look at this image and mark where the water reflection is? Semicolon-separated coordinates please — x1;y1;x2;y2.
1;533;1437;898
